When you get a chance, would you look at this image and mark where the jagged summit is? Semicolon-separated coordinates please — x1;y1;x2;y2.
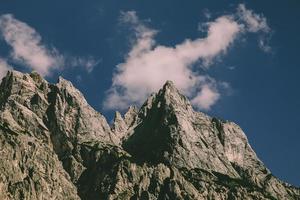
123;105;138;126
159;80;192;107
0;70;299;200
162;80;177;92
125;80;248;178
111;111;127;133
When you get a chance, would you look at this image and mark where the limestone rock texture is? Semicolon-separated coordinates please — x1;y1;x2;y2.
0;71;299;200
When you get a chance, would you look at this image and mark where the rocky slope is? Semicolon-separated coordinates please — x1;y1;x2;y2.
0;70;299;200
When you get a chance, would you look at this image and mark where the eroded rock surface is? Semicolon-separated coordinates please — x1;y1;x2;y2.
0;71;299;200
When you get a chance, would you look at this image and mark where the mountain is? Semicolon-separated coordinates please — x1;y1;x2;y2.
0;70;299;200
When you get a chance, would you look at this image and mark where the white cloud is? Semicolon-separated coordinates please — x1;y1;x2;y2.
0;58;12;79
237;4;270;33
119;11;157;59
202;9;212;20
0;14;100;76
0;14;63;76
228;66;236;70
258;36;272;53
104;12;240;110
191;84;220;110
104;5;271;111
237;4;272;53
68;57;101;73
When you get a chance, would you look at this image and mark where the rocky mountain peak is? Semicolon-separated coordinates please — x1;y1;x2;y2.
123;105;138;126
137;80;194;122
29;71;44;84
0;69;116;146
114;111;123;121
55;76;89;106
123;80;273;181
159;80;192;108
0;70;299;200
0;70;48;99
162;80;176;90
111;111;127;133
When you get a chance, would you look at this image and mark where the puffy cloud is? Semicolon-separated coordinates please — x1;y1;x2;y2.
0;58;12;79
104;12;240;110
0;14;62;76
104;5;271;111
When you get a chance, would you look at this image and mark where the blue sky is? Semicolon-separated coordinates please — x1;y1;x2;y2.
0;1;299;186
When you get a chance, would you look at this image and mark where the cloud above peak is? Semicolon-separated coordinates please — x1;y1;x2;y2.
104;4;271;111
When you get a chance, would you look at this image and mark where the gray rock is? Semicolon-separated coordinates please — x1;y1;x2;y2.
0;126;80;200
111;106;139;143
0;71;115;199
111;111;128;140
124;105;138;127
0;71;79;199
0;71;299;200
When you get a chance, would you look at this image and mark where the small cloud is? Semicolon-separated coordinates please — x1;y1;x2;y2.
191;84;220;110
237;4;270;33
237;4;272;53
228;66;236;70
0;14;63;76
258;36;272;53
76;75;82;82
202;9;212;19
198;21;209;33
119;11;139;24
219;81;233;96
69;57;101;73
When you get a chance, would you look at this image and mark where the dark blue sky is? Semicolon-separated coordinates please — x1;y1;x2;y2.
0;0;299;186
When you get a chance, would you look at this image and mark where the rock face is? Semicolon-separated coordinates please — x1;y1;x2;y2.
0;71;299;200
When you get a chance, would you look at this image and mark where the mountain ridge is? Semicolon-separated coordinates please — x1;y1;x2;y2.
0;70;299;200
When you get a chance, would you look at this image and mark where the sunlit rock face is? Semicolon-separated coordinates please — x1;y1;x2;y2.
0;70;299;200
